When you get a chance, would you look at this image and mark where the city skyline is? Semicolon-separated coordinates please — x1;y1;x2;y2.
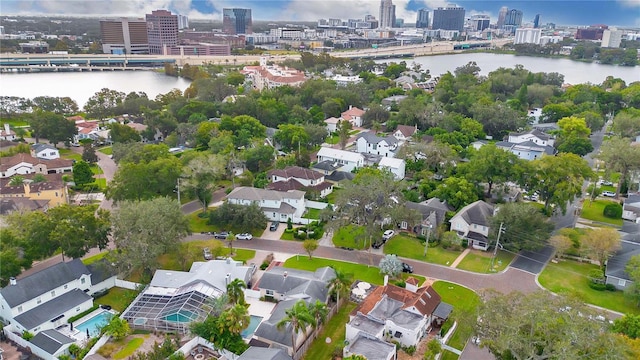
1;1;639;28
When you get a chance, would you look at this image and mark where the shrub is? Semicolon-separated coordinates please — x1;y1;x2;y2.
393;280;406;288
260;262;269;270
588;282;606;291
293;231;307;240
22;331;34;341
605;283;617;291
287;218;293;230
403;345;416;355
68;304;99;323
588;269;605;283
97;343;120;358
603;203;623;219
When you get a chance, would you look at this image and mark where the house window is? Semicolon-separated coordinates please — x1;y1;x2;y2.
401;221;408;229
619;279;626;287
473;224;477;229
266;290;274;295
37;297;42;304
81;278;86;284
55;192;58;197
51;290;56;297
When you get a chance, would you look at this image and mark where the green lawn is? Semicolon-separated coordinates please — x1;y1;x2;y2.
538;259;639;315
304;208;322;219
98;146;113;155
333;225;376;250
0;119;30;127
432;281;480;351
325;134;339;145
441;350;459;360
113;337;144;359
280;230;295;241
581;199;623;226
90;164;103;175
325;188;342;204
187;210;220;233
384;235;462;266
95;288;139;313
283;256;426;286
82;252;107;265
456;250;514;273
303;302;357;360
59;148;82;162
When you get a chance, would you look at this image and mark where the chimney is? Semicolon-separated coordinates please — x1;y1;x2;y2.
225;273;230;286
3;123;9;135
383;275;388;286
283;271;288;278
9;277;17;286
226;257;231;264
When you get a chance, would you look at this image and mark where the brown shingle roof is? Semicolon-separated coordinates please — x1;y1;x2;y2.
0;153;72;172
395;125;417;137
268;166;325;181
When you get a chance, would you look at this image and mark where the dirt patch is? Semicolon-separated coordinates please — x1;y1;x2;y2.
397;333;438;360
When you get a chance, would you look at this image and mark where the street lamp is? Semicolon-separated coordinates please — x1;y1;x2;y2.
423;224;433;257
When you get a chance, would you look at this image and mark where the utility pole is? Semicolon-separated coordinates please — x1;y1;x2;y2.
176;177;181;204
491;222;505;271
423;224;433;257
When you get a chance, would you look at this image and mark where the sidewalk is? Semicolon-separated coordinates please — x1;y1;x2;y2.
449;248;471;268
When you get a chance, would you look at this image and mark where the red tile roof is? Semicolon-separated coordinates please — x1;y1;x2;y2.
352;284;442;318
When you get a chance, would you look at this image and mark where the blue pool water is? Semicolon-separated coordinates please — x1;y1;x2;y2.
163;310;197;323
75;311;113;337
241;315;263;339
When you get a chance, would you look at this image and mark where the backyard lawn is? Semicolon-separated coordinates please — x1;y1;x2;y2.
113;337;144;359
538;259;639;315
95;287;139;313
303;302;357;360
98;146;113;155
384;235;462;266
581;199;623;226
187;210;219;233
304;208;322;219
432;281;480;352
325;134;339;145
456;250;515;273
59;148;82;161
333;225;377;250
82;252;107;265
283;256;426;286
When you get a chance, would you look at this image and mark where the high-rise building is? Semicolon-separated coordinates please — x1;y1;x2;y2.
514;28;542;45
497;6;508;28
416;8;429;28
432;7;465;32
505;9;523;27
576;25;607;40
100;18;149;54
223;8;253;35
471;15;490;31
379;0;396;28
177;15;189;30
146;9;178;55
601;27;622;48
533;14;540;29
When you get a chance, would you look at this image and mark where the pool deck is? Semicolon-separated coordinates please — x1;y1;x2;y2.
245;296;275;319
58;308;116;344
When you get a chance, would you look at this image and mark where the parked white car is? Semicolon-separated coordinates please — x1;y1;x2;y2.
602;191;616;197
235;233;253;240
382;230;395;241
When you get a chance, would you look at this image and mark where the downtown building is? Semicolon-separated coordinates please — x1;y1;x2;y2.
146;9;179;55
470;15;490;31
379;0;396;29
432;7;465;32
601;27;622;48
100;17;149;54
416;8;429;28
514;28;542;45
223;8;253;35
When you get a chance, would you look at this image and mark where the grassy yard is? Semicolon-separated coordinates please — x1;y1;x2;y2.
82;252;107;265
384;235;462;266
0;119;30;127
325;188;342;204
95;287;139;313
304;208;322;219
98;146;113;155
303;302;357;360
283;256;426;286
325;134;339;145
113;337;144;359
187;210;220;233
581;199;623;226
59;148;82;161
333;225;377;250
456;250;515;273
441;350;459;360
432;281;480;351
538;259;639;315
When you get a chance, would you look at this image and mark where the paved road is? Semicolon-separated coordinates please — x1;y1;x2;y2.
181;188;227;214
509;245;555;274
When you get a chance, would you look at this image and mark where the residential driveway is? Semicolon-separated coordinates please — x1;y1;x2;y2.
509;245;555;274
260;223;285;240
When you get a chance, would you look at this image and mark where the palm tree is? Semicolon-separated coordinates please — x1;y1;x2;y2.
226;278;247;305
276;300;315;357
9;176;25;186
220;303;250;336
328;267;353;306
308;300;329;334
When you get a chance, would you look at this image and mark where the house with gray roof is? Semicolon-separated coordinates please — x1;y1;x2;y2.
267;166;334;198
622;194;640;223
496;140;556;161
508;129;555;147
227;186;306;223
449;200;495;250
402;198;454;236
605;240;640;290
311;160;356;184
28;329;75;360
238;347;292;360
356;132;400;158
30;143;60;160
343;332;396;360
0;259;95;335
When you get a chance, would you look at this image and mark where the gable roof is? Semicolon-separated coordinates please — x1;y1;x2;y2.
453;200;494;227
378;157;404;169
406;198;453;226
341;106;365;120
31;143;57;154
509;128;551;141
357;132;398;146
150;259;252;293
312;160;337;172
606;241;640;281
623;194;640;216
14;289;92;329
227;186;305;202
395;125;417;138
257;266;335;303
0;197;49;215
238;347;292;360
317;147;364;163
354;284;442;319
1;259;90;307
268;166;324;181
30;329;75;355
0;153;73;172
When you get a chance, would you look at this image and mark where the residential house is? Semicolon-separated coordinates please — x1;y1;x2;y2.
253;266;335;359
378;157;406;180
341;106;366;128
0;197;49;215
0;259;97;335
267;166;333;198
605;240;640;290
237;347;292;360
346;280;451;349
495;140;555;161
331;74;363;87
0;153;73;178
508;129;554;147
403;198;454;236
356;132;399;158
0;124;17;141
324;117;341;134
241;57;307;91
28;329;76;360
343;332;396;360
74;120;110;144
123;259;253;333
381;95;408;110
0;140;21;152
449;200;495;250
0;181;69;207
226;186;306;223
622;195;640;223
392;125;417;142
316;147;364;172
126;122;164;142
311;160;355;183
30;143;60;160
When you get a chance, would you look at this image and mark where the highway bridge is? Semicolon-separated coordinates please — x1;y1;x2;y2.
0;54;175;72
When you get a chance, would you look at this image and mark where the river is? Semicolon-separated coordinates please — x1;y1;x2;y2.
1;53;638;109
0;70;191;108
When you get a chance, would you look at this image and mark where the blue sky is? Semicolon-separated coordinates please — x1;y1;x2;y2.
2;1;639;27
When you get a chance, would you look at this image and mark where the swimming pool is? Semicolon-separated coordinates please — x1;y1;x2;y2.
241;315;263;339
75;311;113;337
163;310;198;323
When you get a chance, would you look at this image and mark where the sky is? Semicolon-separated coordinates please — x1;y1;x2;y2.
2;0;639;28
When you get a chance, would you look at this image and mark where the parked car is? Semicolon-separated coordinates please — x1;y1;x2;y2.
269;222;279;231
382;230;395;241
214;231;229;239
402;262;413;273
599;180;614;186
203;247;213;260
602;191;616;197
235;233;253;240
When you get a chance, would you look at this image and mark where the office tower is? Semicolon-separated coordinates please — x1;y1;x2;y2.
177;15;189;30
471;15;490;31
576;25;607;40
514;28;542;44
505;9;523;26
497;6;508;28
100;18;149;54
432;7;465;31
223;8;253;35
416;8;429;28
146;9;178;55
379;0;396;28
601;28;622;48
533;14;540;29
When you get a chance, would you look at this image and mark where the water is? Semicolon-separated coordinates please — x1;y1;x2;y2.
380;53;640;85
163;310;197;323
75;311;113;337
241;315;263;339
0;70;191;108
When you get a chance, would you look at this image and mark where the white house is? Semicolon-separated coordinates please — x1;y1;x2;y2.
623;195;640;223
331;74;363;87
267;166;333;198
341;106;366;128
0;123;16;141
378;157;405;180
356;132;399;158
0;154;73;178
316;147;365;172
508;129;555;147
496;140;555;161
30;143;60;160
324;117;341;134
449;200;495;250
226;186;306;222
606;241;640;290
392;125;417;142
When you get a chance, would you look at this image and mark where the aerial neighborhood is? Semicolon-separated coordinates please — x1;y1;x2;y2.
2;3;640;360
